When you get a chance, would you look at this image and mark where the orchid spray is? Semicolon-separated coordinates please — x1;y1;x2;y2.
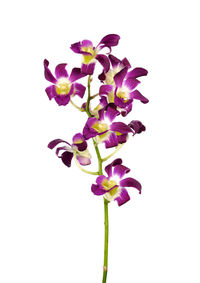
44;34;148;283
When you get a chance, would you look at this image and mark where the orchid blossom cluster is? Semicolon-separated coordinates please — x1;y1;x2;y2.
44;34;148;283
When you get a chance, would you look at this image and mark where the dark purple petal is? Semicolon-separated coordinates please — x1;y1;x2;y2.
81;63;95;75
120;177;142;194
73;83;86;98
130;90;149;104
96;54;110;73
125;78;140;90
128;120;146;134
70;42;82;54
48;139;70;149
115;188;130;206
114;67;128;88
98;34;120;48
121;58;131;68
83;117;99;139
105;105;119;122
105;158;122;178
55;146;69;157
110;122;133;134
104;132;119;148
108;54;121;68
98;71;106;81
113;164;130;179
91;184;106;196
126;67;148;79
43;59;57;83
76;154;91;166
45;85;57;100
117;133;128;144
61;151;73;167
99;85;114;96
121;104;132;117
54;94;71;106
73;133;87;151
55;63;68;79
69;68;86;82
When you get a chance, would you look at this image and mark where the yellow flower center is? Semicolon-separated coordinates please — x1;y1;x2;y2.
92;121;109;133
81;46;96;64
116;88;130;102
102;179;118;191
56;78;71;95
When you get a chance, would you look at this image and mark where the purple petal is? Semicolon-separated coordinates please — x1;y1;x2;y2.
126;67;148;79
121;58;131;68
96;54;110;72
114;67;128;88
71;40;93;55
98;34;120;48
61;151;73;167
69;68;86;82
117;133;128;144
73;133;87;151
115;188;130;206
48;139;70;149
45;85;57;100
125;78;140;90
104;132;119;148
76;154;91;166
120;177;142;194
99;85;114;96
91;184;106;196
113;164;130;179
43;59;57;83
130;90;149;104
83;117;99;139
108;54;121;68
114;92;132;109
81;63;95;75
105;105;119;122
128;120;146;134
55;146;69;157
105;158;122;178
55;64;68;79
96;175;107;186
70;42;82;54
73;83;86;98
54;94;71;106
121;104;133;117
110;122;133;134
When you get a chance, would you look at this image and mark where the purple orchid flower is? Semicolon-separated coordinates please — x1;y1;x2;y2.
83;104;133;148
70;34;120;75
99;54;131;82
48;133;91;167
99;64;149;116
44;59;86;106
91;159;141;206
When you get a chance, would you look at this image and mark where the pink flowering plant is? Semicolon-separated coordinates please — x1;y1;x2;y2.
44;34;148;283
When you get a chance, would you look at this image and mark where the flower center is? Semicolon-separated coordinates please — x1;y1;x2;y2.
92;121;109;133
81;46;96;64
102;179;118;191
116;87;130;102
56;78;71;95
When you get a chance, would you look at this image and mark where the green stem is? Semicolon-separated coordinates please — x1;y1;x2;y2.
85;75;109;283
70;99;84;112
85;75;92;117
102;198;109;283
102;143;124;162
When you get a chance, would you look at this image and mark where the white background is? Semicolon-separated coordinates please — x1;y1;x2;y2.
0;0;200;282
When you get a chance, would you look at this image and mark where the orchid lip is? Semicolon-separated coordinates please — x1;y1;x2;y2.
56;77;71;95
